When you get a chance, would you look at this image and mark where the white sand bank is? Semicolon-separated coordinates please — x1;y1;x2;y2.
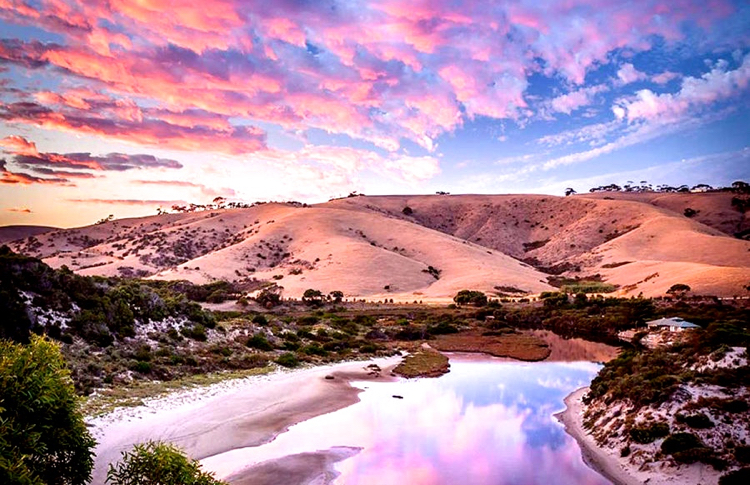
89;357;399;485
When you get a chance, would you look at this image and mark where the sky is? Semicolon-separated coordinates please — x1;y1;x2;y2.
0;0;749;228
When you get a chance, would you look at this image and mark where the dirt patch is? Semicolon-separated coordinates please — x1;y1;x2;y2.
432;330;551;361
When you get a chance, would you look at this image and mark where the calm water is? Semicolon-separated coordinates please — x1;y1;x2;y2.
203;357;611;485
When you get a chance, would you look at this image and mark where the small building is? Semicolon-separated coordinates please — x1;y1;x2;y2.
646;317;701;332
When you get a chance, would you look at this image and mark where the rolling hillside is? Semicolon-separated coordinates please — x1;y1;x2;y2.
5;192;750;300
0;225;56;244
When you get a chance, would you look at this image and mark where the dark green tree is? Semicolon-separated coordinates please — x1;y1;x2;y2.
453;290;488;307
302;288;324;306
0;336;96;484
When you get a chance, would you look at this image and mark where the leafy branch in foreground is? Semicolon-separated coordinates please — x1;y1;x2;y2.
107;441;226;485
0;336;95;485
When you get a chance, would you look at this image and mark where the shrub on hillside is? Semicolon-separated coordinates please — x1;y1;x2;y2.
629;422;670;443
720;468;750;485
275;352;299;368
246;334;273;351
676;413;714;429
251;314;268;326
106;441;226;485
661;432;704;455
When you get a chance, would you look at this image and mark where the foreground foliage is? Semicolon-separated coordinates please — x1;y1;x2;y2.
106;442;226;485
0;336;95;485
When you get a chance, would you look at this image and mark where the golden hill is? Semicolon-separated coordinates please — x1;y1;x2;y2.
6;192;750;300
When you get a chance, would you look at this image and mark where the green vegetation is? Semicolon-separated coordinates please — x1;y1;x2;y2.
676;412;714;429
629;423;670;444
0;246;215;348
393;349;449;378
106;442;226;485
560;281;617;294
661;432;704;455
587;315;750;409
666;283;691;297
721;468;750;485
453;290;488;307
275;352;299;368
0;336;95;485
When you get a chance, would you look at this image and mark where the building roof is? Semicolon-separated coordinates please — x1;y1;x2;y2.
646;317;701;328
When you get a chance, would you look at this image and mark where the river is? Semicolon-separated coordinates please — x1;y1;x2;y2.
201;355;611;485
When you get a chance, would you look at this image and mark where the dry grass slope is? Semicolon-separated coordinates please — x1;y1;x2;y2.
6;192;749;299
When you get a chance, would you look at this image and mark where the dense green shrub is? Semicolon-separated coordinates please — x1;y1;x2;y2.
453;290;488;307
0;336;96;484
661;433;704;455
587;350;679;407
275;352;299;368
106;441;226;485
394;325;425;341
629;422;670;443
720;468;750;485
560;281;617;294
359;343;378;353
251;314;268;325
677;413;714;429
428;321;459;335
130;361;152;374
734;446;750;464
673;447;724;469
301;344;327;356
297;315;319;326
246;334;273;351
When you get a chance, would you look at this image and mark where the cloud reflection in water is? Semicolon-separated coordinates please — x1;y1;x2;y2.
206;359;610;485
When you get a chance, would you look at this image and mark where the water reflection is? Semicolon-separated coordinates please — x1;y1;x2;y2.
202;358;610;485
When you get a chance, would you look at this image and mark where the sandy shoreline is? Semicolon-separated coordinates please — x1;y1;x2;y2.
556;387;641;485
88;357;400;485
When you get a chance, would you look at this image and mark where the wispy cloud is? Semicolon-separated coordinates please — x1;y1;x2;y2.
67;198;188;206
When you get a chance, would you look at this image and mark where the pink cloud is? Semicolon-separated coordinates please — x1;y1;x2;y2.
6;207;32;213
616;63;647;84
131;179;237;198
67;198;188;206
0;159;72;185
616;54;750;122
549;85;607;115
0;0;740;158
651;71;681;84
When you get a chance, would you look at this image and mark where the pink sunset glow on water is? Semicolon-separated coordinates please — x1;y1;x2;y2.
201;358;610;485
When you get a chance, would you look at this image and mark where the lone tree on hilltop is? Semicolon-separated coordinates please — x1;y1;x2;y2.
666;283;691;298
